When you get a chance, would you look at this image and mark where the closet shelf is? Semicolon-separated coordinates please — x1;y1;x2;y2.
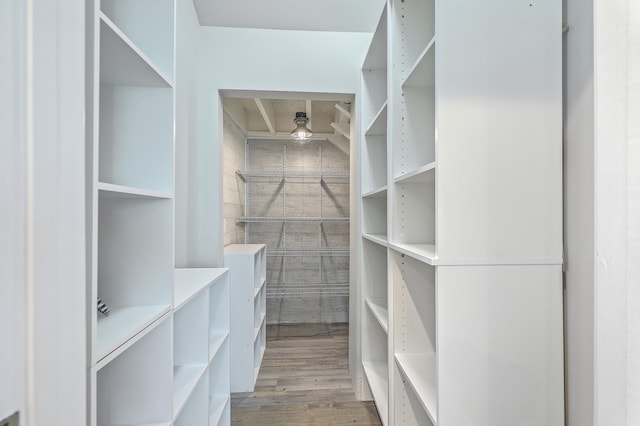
96;304;171;363
394;162;436;184
365;101;388;137
362;186;387;199
362;361;389;424
98;182;172;199
395;353;438;425
267;248;350;257
237;216;350;224
173;268;228;311
366;298;389;334
173;364;207;418
363;233;388;247
236;170;348;182
209;396;230;426
389;242;437;265
209;331;229;363
267;283;349;297
100;13;173;88
402;36;436;89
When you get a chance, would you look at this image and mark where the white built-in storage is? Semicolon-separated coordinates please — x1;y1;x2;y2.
360;5;391;425
224;244;267;392
173;269;231;426
359;1;564;425
87;0;230;424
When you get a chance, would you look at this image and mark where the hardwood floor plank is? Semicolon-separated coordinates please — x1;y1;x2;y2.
231;323;382;425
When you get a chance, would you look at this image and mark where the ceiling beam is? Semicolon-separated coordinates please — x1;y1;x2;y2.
254;98;276;134
328;134;350;155
247;131;335;140
222;98;248;135
306;99;313;130
334;103;351;121
331;122;350;139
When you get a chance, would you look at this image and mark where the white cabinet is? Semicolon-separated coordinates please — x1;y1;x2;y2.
224;244;267;392
359;1;564;425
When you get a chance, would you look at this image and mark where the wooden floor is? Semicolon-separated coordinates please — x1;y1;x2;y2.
231;323;382;425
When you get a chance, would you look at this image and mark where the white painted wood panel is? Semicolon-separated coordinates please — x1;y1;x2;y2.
436;0;562;262
437;265;564;425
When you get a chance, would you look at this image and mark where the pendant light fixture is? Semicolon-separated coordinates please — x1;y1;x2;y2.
290;111;314;143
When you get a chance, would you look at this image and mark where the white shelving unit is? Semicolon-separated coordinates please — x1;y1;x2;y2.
87;0;231;423
224;244;267;392
359;1;564;425
359;5;390;424
172;269;230;425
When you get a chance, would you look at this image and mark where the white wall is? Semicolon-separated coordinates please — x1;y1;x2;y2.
594;0;640;423
0;0;86;424
196;27;370;264
0;0;27;420
222;115;246;246
175;0;201;267
563;0;595;423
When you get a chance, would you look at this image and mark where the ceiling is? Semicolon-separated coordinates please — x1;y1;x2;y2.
223;96;352;153
192;0;386;33
204;1;376;154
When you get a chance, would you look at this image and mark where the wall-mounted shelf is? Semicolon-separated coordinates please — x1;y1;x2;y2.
267;283;350;297
237;216;349;224
236;170;348;183
267;248;350;257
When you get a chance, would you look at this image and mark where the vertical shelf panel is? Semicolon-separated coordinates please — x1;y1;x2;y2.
224;244;266;392
436;265;564;425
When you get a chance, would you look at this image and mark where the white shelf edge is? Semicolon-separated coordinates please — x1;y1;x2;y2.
174;268;228;311
236;216;350;224
365;100;388;136
389;242;437;265
394;353;438;425
394;162;436;184
209;331;229;363
224;243;267;255
362;361;389;425
209;395;230;426
362;185;388;199
366;298;389;334
435;256;565;266
254;345;266;380
254;277;267;298
402;36;436;89
362;233;388;247
173;364;208;418
97;182;172;199
335;103;352;119
95;305;171;367
253;313;266;341
99;12;174;87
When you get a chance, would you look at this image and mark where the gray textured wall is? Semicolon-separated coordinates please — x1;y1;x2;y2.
245;139;350;324
223;115;246;246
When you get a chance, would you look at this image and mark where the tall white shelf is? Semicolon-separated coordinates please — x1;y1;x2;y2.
87;0;230;424
359;1;564;425
224;244;267;393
